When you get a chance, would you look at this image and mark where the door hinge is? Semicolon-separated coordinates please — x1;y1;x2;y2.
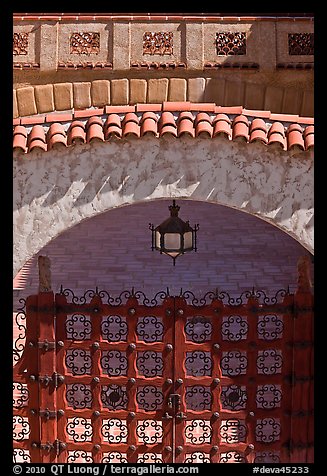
32;440;66;455
38;340;56;351
38;372;65;388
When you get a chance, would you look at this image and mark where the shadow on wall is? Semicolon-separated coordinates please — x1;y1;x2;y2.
13;199;313;310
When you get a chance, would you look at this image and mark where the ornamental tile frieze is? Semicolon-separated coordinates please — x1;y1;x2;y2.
143;32;173;55
288;33;314;55
70;32;100;55
216;32;246;56
13;33;29;55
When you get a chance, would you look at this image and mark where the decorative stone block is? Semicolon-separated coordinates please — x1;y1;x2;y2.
204;78;225;104
147;79;168;103
129;79;147;104
34;84;55;114
54;83;73;111
143;32;173;55
13;32;29;55
168;78;187;102
288;33;314;55
91;80;110;107
13;90;18;118
16;87;37;117
264;86;284;113
301;90;314;117
224;80;245;107
244;83;265;110
188;78;206;102
73;82;92;109
70;32;100;55
111;79;129;105
216;32;247;55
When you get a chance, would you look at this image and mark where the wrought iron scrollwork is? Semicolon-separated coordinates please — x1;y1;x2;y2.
221;315;248;341
221;385;247;411
256;385;282;409
65;349;92;375
13;298;27;364
136;420;163;445
102;452;128;463
137;453;163;463
102;419;128;444
220;419;247;444
13;382;29;408
185;316;212;343
255;418;281;443
67;451;93;463
101;350;128;376
221;351;247;377
66;384;93;409
185;386;212;411
257;314;284;340
66;417;93;442
254;452;281;463
136;316;164;342
102;385;128;410
257;350;283;375
185;420;212;445
13;416;30;441
184;452;211;463
101;315;128;342
219;451;246;463
136;351;163;378
66;314;92;340
13;449;31;463
137;386;164;411
185;351;213;377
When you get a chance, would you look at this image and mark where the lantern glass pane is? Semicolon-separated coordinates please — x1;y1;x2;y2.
164;233;181;251
184;231;193;250
155;231;161;248
166;252;180;258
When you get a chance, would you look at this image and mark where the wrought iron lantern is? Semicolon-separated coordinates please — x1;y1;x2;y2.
149;200;199;265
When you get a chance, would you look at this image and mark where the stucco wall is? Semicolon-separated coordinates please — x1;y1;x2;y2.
13;135;313;276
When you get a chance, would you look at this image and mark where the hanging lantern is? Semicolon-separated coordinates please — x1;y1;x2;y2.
149;200;199;265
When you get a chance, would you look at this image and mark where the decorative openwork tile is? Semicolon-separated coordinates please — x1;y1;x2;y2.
70;32;100;55
66;313;92;340
102;385;128;410
257;314;283;340
66;383;93;409
66;417;93;442
67;451;93;463
219;451;246;463
13;382;29;408
221;351;247;377
102;453;128;463
101;315;128;342
185;386;212;411
216;32;246;55
102;419;128;444
143;32;173;55
222;315;248;341
136;420;163;445
13;416;30;441
221;385;247;411
288;33;314;55
185;316;212;343
256;384;282;409
185;420;212;445
220;419;247;444
13;33;29;55
256;418;281;443
137;386;164;411
13;449;31;463
254;451;281;463
185;453;211;463
137;316;164;342
137;453;163;463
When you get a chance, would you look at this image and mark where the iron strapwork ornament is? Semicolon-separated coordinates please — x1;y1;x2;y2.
149;200;199;265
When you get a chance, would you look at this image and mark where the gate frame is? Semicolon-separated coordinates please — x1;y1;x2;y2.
13;256;314;464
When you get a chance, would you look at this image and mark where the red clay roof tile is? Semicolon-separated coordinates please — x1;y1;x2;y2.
68;121;86;145
13;103;314;155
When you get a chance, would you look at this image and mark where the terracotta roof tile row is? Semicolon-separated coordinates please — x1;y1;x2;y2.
13;104;314;154
58;61;113;69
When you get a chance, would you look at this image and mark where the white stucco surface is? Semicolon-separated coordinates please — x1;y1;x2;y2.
13;135;314;275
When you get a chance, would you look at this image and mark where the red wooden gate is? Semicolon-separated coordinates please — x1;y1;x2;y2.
13;258;314;464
